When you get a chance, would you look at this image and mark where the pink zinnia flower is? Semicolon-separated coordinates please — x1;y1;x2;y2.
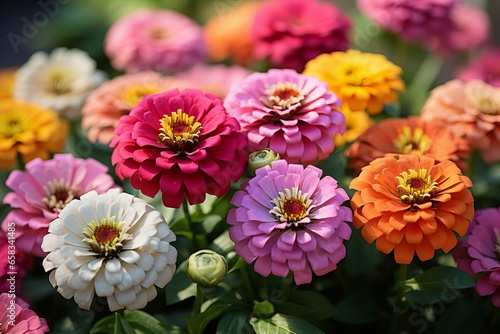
1;154;119;257
171;64;252;99
357;0;458;43
224;69;346;165
0;292;49;333
0;232;33;294
104;8;206;74
227;160;352;285
423;3;490;56
110;88;248;208
82;71;174;145
457;47;500;87
453;207;500;307
251;0;351;71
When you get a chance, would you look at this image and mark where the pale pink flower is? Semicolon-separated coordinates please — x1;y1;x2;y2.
1;154;119;257
104;8;207;74
0;292;49;333
224;68;346;165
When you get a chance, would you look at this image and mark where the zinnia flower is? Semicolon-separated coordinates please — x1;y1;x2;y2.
204;1;261;66
303;49;405;114
81;71;173;145
334;106;373;149
41;188;178;311
453;207;500;307
251;0;351;72
104;8;206;74
0;68;16;100
224;69;346;165
171;64;252;99
0;100;68;170
350;154;474;264
14;47;106;120
111;88;248;208
456;47;500;87
2;154;118;256
0;232;33;294
0;292;49;333
345;116;470;174
420;79;500;164
227;160;352;285
357;0;458;43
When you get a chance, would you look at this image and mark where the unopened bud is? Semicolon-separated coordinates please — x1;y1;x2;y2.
186;250;228;287
247;149;281;176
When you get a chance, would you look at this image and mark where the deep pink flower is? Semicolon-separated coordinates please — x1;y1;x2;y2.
357;0;458;42
1;154;118;257
453;207;500;307
0;232;33;294
250;0;351;71
110;88;248;208
0;292;49;333
224;69;346;165
104;8;206;74
227;160;352;285
423;3;490;56
457;47;500;87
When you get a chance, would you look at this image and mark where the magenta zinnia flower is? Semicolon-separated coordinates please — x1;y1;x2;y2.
104;8;206;74
453;207;500;307
224;69;346;165
457;47;500;87
251;0;351;71
0;292;49;333
0;232;33;294
227;160;352;285
110;88;248;208
1;154;118;257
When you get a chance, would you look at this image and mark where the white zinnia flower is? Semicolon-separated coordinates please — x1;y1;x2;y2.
14;47;107;120
41;188;177;311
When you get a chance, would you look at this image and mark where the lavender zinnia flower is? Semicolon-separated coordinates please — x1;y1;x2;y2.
227;160;352;285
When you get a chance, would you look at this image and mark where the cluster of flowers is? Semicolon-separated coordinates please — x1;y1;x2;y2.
0;0;500;331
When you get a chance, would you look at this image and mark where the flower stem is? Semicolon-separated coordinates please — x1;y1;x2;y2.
392;264;408;332
194;284;204;315
240;263;256;301
182;197;200;250
283;272;293;299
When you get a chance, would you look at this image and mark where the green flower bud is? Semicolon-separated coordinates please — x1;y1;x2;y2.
186;250;228;287
247;149;281;176
253;300;275;318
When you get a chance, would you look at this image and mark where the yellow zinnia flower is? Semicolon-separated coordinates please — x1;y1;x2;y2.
334;105;373;148
0;100;68;169
0;68;17;100
303;49;405;115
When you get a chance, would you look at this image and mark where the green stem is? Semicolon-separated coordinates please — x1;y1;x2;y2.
194;284;204;315
392;264;408;333
182;197;200;250
283;272;293;299
240;263;256;301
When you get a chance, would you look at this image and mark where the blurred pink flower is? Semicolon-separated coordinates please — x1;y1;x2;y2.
251;0;351;71
0;292;49;333
82;71;173;145
104;9;206;74
0;232;33;294
357;0;458;42
224;69;346;165
453;207;500;307
171;64;252;99
1;154;119;257
423;3;490;56
457;47;500;87
110;88;248;208
227;160;352;285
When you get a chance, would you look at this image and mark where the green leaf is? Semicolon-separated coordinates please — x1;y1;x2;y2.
405;266;476;291
330;287;381;324
191;214;223;235
227;256;246;274
90;314;115;334
122;310;171;334
250;313;324;334
165;260;197;305
186;304;231;334
208;230;235;256
114;312;136;334
287;291;336;320
216;311;250;334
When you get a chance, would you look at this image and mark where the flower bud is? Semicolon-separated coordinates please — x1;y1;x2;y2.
186;250;228;287
247;149;281;176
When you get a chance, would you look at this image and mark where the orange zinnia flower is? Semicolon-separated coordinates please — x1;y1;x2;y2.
0;68;16;100
350;154;474;264
0;100;68;169
345;116;470;174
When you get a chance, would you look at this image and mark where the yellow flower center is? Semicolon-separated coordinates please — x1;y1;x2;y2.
396;169;438;206
158;109;202;152
466;80;500;115
270;187;314;229
121;84;161;107
148;26;170;40
82;217;131;260
0;111;30;138
337;62;366;86
45;70;72;95
394;126;432;155
263;82;305;110
42;178;78;213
